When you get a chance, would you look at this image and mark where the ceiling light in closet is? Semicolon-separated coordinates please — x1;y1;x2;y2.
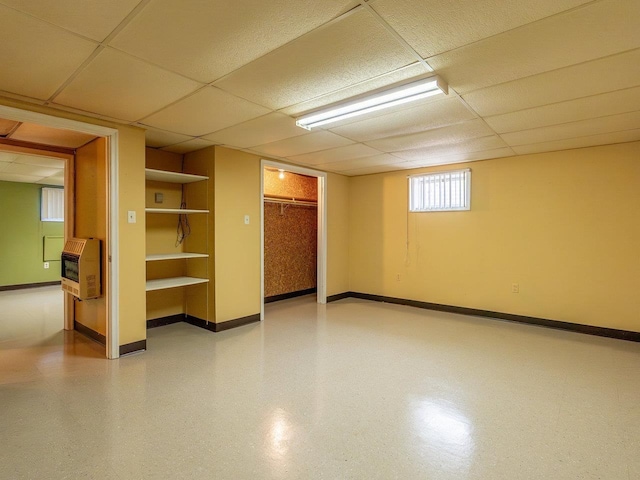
296;76;448;130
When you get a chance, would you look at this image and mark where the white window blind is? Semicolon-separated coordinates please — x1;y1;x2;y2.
409;169;471;212
41;187;64;222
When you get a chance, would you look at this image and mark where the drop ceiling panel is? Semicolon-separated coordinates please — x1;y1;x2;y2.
366;119;495;152
0;0;141;42
0;152;17;164
329;96;475;142
202;113;306;148
0;173;42;183
391;135;509;161
111;0;357;83
250;131;354;157
214;9;417;110
315;153;403;172
2;162;61;177
10;123;96;149
140;127;193;149
54;48;202;122
12;155;65;168
340;163;409;176
0;118;19;136
281;63;428;116
141;87;271;137
37;176;64;186
502;111;640;146
428;0;640;94
0;5;98;99
371;0;591;58
160;138;216;154
486;87;640;134
512;129;640;155
400;147;515;169
462;49;640;117
289;143;382;166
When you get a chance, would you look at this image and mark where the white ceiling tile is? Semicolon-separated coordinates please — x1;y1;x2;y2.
428;0;640;94
391;136;509;161
141;87;271;137
53;48;202;122
214;9;416;110
512;130;640;155
366;119;495;152
315;153;404;172
0;5;98;99
36;176;65;186
12;155;65;168
251;132;354;157
371;0;591;58
340;163;408;176
0;152;18;164
412;147;515;167
138;126;193;149
462;49;640;117
111;0;357;83
502;111;640;146
289;143;382;166
202;113;306;148
329;96;475;142
0;173;43;183
160;138;216;155
281;63;429;116
486;87;640;134
10;123;96;149
0;0;141;42
2;163;61;177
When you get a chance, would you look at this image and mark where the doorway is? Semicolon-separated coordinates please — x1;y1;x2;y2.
260;160;327;320
0;104;120;359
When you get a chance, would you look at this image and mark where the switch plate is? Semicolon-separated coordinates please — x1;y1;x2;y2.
512;283;519;293
44;262;49;269
128;211;136;223
244;215;250;225
155;192;164;204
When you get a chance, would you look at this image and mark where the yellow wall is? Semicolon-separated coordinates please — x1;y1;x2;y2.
0;96;147;348
327;172;350;296
349;142;640;332
214;147;261;322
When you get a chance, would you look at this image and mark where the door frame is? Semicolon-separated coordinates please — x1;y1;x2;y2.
0;104;120;359
260;159;327;320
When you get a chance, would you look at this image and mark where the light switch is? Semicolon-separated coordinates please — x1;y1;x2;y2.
244;215;250;225
128;211;136;223
155;192;164;204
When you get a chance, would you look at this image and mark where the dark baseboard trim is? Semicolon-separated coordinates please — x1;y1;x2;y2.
336;292;640;343
147;314;184;329
185;314;261;332
265;288;317;304
326;292;352;303
0;281;61;292
74;321;106;346
120;340;146;356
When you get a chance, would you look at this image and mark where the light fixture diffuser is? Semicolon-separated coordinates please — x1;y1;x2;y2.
296;76;448;130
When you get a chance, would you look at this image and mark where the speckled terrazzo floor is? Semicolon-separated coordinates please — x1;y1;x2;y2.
1;287;639;479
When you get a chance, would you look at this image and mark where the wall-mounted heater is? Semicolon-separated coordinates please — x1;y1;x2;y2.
61;238;101;300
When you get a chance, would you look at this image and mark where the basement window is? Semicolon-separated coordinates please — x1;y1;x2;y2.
41;187;64;222
409;169;471;212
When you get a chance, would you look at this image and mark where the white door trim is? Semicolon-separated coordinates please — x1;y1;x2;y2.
260;159;327;321
0;105;120;359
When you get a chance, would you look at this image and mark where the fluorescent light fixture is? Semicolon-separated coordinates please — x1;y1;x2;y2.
296;76;448;130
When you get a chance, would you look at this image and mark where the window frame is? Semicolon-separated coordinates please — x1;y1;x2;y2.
408;168;471;212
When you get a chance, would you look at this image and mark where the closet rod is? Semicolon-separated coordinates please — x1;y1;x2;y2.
264;197;317;207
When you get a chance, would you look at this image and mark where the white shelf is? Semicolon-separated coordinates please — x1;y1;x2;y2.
145;168;208;184
145;208;209;214
146;253;208;262
146;276;209;291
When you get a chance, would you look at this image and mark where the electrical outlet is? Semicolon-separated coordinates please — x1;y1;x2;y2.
512;283;519;294
396;274;401;281
244;215;250;225
127;211;136;224
44;262;49;269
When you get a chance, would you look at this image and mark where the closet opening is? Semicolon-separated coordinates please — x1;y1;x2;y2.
260;160;327;319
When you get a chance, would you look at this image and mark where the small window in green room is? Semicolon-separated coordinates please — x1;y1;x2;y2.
409;169;471;212
41;187;64;222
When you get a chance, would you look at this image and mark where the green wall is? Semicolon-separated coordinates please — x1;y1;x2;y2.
0;181;64;287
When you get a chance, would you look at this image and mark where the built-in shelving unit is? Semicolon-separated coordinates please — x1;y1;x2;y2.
145;167;209;302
